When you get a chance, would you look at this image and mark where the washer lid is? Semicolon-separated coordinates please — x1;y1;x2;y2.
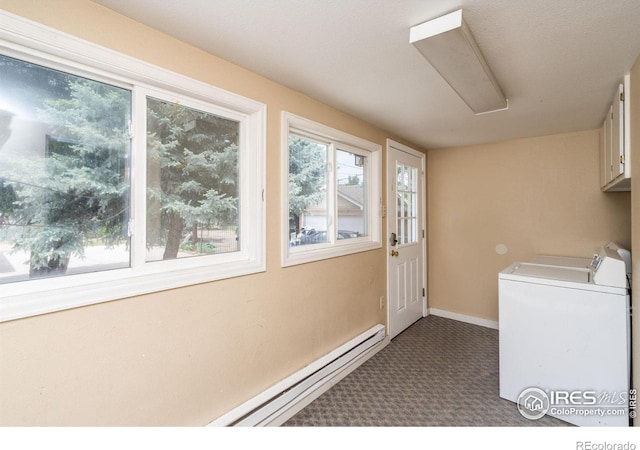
508;263;591;283
530;255;591;269
499;262;627;294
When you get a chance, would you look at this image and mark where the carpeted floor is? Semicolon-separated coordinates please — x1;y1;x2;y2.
283;315;570;426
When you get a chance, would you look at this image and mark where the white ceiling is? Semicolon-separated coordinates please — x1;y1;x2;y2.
93;0;640;149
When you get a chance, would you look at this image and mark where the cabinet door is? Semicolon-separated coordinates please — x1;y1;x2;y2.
604;105;613;186
611;83;624;180
599;119;606;188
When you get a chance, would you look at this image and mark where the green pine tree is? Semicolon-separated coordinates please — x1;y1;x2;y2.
4;78;130;277
288;135;326;234
146;98;238;259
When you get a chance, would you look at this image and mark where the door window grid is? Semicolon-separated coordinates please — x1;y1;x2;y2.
396;163;418;245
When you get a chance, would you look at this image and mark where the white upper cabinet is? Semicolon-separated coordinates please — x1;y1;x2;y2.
601;74;631;192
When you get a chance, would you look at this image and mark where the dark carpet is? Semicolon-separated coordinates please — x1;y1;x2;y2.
283;315;569;426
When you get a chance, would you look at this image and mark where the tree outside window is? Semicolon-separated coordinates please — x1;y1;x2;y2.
145;97;239;261
0;55;130;281
0;55;242;283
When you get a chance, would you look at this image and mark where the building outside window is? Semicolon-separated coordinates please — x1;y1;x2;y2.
282;112;381;267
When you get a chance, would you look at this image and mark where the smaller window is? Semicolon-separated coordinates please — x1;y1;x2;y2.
282;112;381;267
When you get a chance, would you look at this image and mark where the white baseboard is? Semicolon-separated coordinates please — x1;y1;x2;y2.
207;324;388;427
428;307;499;330
266;333;390;426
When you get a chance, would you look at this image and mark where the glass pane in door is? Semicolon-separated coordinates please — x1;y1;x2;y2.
396;162;418;245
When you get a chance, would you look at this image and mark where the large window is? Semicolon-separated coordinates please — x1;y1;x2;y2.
0;55;131;283
282;112;381;266
0;14;265;322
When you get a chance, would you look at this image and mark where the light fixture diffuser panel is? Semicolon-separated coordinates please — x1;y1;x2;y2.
410;9;507;114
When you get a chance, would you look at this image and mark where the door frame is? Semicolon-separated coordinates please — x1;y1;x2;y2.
386;139;427;337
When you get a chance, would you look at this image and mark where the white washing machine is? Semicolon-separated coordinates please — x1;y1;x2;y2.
532;241;632;283
499;245;631;426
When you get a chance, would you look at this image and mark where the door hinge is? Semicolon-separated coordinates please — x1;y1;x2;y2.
620;92;625;102
620;154;626;165
422;288;425;297
422;229;425;238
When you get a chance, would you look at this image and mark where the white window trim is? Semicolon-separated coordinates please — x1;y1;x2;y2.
281;112;381;267
0;11;266;322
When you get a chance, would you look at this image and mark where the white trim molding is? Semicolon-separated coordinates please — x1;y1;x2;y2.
428;307;499;330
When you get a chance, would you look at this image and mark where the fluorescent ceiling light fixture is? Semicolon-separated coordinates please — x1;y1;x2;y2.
410;9;508;114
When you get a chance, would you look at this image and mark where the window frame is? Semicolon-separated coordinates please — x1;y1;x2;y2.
281;112;381;267
0;11;266;322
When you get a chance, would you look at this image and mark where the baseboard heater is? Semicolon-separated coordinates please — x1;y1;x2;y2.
208;323;387;427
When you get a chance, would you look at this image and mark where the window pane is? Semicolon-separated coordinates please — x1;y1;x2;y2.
146;97;239;262
396;162;418;246
0;55;131;283
288;135;328;246
336;149;367;240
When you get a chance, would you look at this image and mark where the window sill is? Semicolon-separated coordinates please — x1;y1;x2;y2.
282;239;382;267
0;257;265;322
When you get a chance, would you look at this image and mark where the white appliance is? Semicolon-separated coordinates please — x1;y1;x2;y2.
499;244;631;426
532;241;632;287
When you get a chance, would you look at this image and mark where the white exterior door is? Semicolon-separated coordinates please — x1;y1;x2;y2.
387;140;426;339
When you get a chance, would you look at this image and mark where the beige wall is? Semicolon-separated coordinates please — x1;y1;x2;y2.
0;1;399;425
1;0;636;427
428;130;632;322
630;55;640;424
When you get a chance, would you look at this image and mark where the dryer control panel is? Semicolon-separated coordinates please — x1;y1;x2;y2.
592;247;627;288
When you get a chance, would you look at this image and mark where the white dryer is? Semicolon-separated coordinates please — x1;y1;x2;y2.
498;246;631;426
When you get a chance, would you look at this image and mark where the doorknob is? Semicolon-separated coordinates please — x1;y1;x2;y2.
390;250;399;257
